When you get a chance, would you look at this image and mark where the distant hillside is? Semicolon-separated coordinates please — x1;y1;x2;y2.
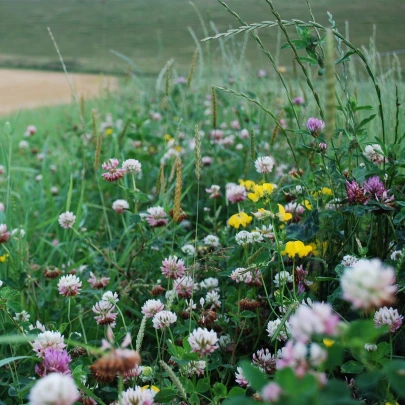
0;0;404;74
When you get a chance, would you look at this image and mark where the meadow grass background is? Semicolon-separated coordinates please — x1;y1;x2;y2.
0;0;404;75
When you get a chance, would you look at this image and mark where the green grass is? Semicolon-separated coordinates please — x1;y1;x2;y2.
0;0;404;75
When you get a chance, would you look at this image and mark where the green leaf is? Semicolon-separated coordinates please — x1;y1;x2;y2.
393;209;405;225
296;24;311;41
195;377;210;393
228;386;246;398
59;322;68;334
344;320;389;348
281;39;308;50
335;51;355;65
356;114;377;131
154;388;178;402
212;382;227;398
223;397;254;405
130;214;141;224
341;360;365;374
239;361;267;391
318;380;359;404
180;377;194;394
0;356;38;368
385;360;405;398
190;392;200;405
0;334;37;345
299;57;318;66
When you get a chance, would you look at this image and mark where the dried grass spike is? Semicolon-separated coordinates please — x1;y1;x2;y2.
173;156;182;223
165;61;171;97
194;124;201;180
325;29;336;142
159;360;187;400
212;86;218;129
188;48;199;88
93;110;102;172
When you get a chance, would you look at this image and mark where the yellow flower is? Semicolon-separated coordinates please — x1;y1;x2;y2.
323;338;335;347
239;179;256;191
105;128;113;136
0;254;9;263
142;385;160;393
163;134;173;141
277;204;292;222
174;146;182;152
248;183;276;202
282;240;312;258
228;212;253;229
302;199;313;210
321;187;333;196
252;208;271;220
310;240;328;257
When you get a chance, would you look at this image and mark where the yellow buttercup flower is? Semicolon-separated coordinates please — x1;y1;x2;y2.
302;199;313;210
310;240;328;257
321;187;333;196
239;179;256;191
282;240;312;258
228;212;253;229
323;338;335;347
142;385;160;393
174;146;182;152
163;134;173;142
277;204;292;222
0;254;9;263
248;183;276;202
105;128;113;136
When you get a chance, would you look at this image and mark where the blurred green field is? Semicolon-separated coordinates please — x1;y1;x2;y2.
0;0;404;75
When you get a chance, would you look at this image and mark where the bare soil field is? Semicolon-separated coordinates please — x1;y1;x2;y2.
0;69;118;116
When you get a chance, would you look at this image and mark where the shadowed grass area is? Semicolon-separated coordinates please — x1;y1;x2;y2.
0;0;404;74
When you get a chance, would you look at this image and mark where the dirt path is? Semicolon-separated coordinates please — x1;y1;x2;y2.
0;69;118;116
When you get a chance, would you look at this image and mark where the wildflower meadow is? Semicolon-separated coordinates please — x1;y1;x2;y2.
0;1;405;404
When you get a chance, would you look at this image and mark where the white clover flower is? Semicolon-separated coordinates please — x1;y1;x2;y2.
363;144;386;165
121;386;156;405
341;259;397;310
33;331;66;357
390;250;403;261
182;244;195;256
29;373;79;405
364;343;377;352
188;327;218;356
57;275;82;297
181;360;206;377
122;159;142;174
152;310;177;329
235;230;253;246
255;156;275;174
235;366;249;387
203;234;220;247
13;310;30;323
141;299;164;318
205;291;221;308
341;255;359;267
102;291;119;305
112;199;130;213
250;230;264;243
218;334;232;350
273;271;293;287
374;307;403;333
266;318;290;341
58;212;76;229
200;277;219;291
309;343;327;366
